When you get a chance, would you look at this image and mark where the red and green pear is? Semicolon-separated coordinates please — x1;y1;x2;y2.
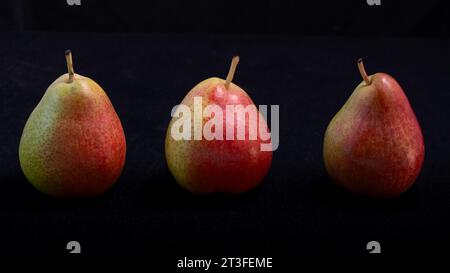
19;50;126;198
165;57;272;194
323;59;424;198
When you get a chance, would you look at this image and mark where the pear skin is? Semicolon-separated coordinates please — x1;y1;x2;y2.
165;57;272;194
323;59;424;198
19;50;126;198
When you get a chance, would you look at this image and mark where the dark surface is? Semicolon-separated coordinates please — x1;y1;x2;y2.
1;0;450;37
0;32;449;260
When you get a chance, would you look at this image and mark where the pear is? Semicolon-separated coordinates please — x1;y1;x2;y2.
165;57;272;194
323;59;424;198
19;50;126;198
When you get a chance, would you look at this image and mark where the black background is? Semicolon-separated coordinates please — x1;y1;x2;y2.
0;0;449;264
1;0;450;36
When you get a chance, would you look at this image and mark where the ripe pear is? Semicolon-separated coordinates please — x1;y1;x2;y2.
323;59;424;198
19;50;126;198
165;57;272;194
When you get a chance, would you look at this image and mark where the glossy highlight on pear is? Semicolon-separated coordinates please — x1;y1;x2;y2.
323;58;424;198
19;50;126;198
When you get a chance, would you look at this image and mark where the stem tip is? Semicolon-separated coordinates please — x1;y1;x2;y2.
357;58;371;85
225;56;240;89
65;49;75;83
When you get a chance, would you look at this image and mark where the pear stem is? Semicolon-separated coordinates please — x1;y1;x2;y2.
357;58;371;85
65;50;75;83
225;56;240;89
